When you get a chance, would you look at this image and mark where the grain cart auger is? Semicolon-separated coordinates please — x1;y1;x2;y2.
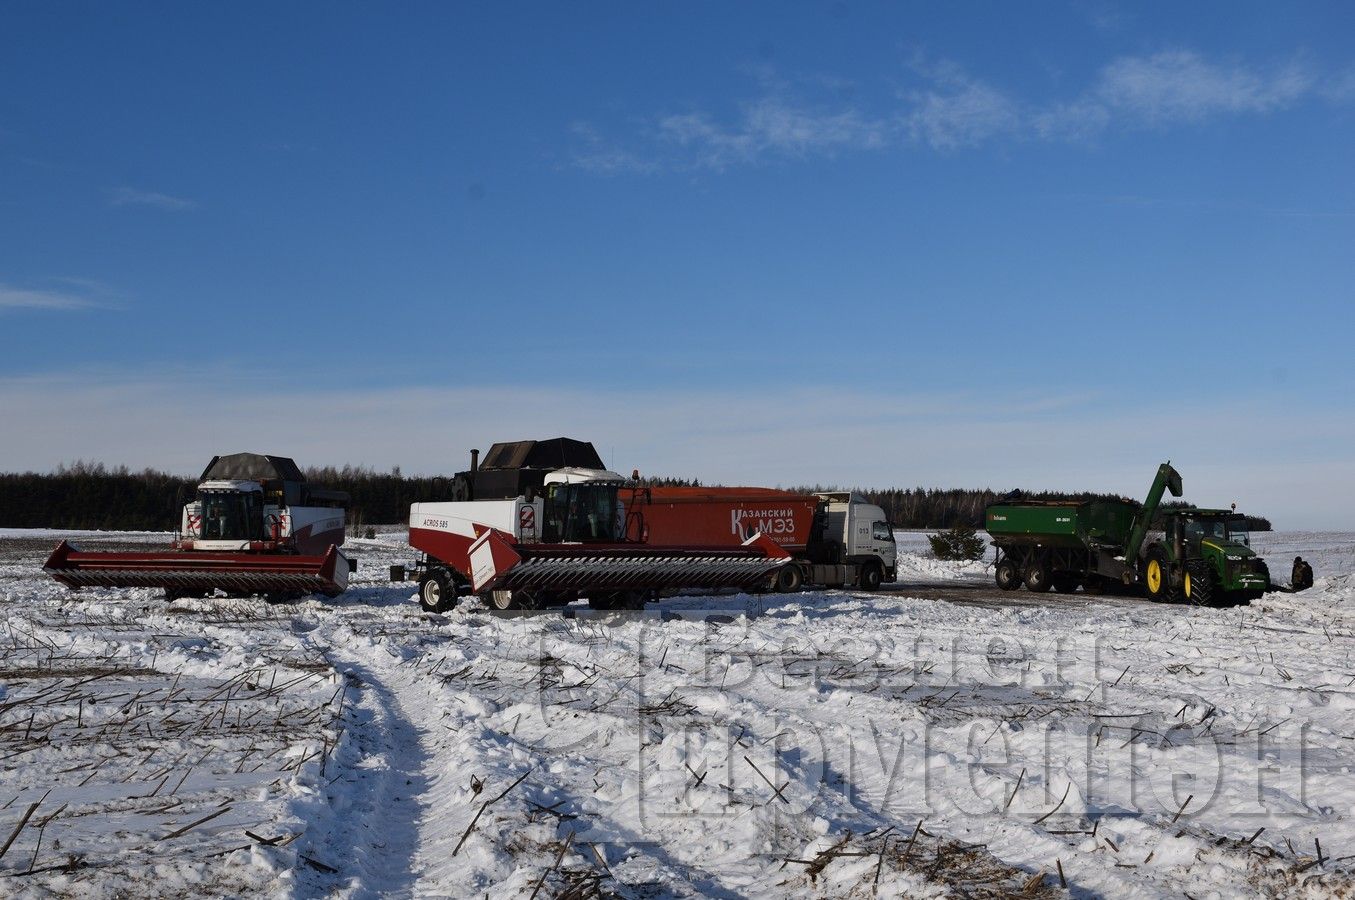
393;438;792;612
43;453;356;602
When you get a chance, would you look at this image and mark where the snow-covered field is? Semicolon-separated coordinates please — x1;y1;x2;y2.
1;530;1353;898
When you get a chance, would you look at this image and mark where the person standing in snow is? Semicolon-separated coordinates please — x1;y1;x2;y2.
1291;556;1314;591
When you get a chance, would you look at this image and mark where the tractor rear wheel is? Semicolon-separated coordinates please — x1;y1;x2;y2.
995;559;1022;591
1183;562;1214;606
1143;548;1177;603
1023;557;1052;592
418;569;456;613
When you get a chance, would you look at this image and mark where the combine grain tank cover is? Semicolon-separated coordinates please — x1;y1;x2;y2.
199;453;306;484
479;438;604;472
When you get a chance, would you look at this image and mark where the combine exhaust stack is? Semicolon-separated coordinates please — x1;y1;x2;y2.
44;541;351;599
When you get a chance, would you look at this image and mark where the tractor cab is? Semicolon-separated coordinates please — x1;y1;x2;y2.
1167;510;1253;557
541;468;627;543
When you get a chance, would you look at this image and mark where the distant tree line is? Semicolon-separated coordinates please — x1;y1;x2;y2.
0;464;1271;532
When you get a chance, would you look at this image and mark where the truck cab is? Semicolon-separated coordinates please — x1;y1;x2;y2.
810;492;897;588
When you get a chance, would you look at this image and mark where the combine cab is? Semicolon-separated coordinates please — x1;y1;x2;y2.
397;439;791;611
43;453;354;602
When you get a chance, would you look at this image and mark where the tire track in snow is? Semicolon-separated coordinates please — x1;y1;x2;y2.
294;637;432;898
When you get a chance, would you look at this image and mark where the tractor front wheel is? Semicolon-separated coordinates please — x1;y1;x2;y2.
1183;562;1214;606
1052;574;1081;594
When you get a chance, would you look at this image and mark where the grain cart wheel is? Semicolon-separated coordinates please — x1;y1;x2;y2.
1142;548;1177;603
418;569;456;613
1052;574;1081;594
1023;556;1053;592
858;561;884;591
775;565;804;593
995;558;1022;591
1183;562;1214;607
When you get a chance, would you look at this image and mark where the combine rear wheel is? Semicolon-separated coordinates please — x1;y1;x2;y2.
995;559;1022;591
587;591;646;611
1143;549;1177;602
418;569;456;613
487;589;544;611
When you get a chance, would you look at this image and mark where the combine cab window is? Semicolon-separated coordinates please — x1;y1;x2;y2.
200;491;262;541
544;484;619;543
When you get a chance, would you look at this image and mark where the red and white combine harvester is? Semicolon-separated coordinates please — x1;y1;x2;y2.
45;453;355;602
396;438;792;611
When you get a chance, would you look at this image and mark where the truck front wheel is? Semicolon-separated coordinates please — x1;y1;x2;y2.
858;561;883;591
775;565;804;593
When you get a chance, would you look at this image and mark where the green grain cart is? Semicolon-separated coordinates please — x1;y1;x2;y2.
984;463;1273;604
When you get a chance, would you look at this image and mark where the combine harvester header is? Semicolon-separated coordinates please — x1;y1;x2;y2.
44;453;355;602
397;438;791;612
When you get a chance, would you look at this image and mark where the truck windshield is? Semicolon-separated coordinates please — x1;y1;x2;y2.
544;483;619;543
200;491;260;540
871;521;895;542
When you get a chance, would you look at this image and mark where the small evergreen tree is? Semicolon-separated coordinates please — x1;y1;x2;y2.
928;525;986;561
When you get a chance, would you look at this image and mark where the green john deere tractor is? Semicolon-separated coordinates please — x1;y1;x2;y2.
1141;509;1270;605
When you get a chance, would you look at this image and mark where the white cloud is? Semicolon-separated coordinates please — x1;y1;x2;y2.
107;186;198;211
571;49;1342;172
902;70;1021;149
0;371;1348;528
1094;50;1312;123
0;282;100;312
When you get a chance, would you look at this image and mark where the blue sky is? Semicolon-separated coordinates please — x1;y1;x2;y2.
2;2;1353;526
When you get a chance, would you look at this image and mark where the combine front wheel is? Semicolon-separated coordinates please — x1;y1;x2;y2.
775;565;804;593
486;589;543;611
418;569;456;613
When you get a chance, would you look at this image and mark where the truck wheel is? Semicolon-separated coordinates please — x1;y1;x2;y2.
418;569;456;613
995;559;1021;591
1183;563;1214;606
1142;548;1177;603
858;562;883;591
1023;558;1052;592
775;565;804;593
